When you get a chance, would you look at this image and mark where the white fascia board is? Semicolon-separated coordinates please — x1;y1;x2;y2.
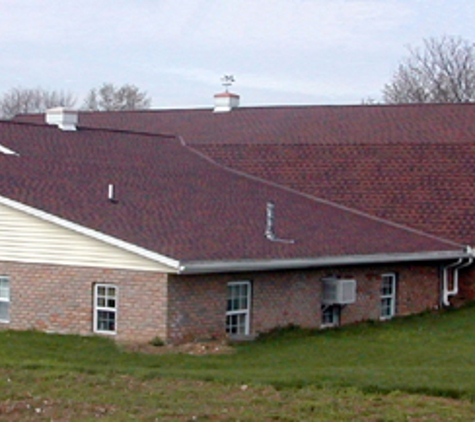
178;250;471;275
0;195;181;271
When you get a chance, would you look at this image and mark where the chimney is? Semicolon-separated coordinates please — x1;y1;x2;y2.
46;107;78;131
213;91;240;113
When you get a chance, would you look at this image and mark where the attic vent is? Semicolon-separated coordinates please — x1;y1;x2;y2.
322;278;356;305
265;201;294;244
46;107;78;131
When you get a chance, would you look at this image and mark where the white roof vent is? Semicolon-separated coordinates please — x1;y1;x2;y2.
213;74;240;113
322;278;356;305
46;107;78;131
213;91;240;113
0;143;19;156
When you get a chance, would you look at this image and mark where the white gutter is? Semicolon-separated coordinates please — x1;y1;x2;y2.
178;250;471;275
442;252;474;306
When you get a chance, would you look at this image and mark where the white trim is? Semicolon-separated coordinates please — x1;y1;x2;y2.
0;195;180;271
380;273;397;320
226;281;251;336
93;284;118;335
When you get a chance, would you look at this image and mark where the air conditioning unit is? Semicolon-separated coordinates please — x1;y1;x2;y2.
322;278;356;305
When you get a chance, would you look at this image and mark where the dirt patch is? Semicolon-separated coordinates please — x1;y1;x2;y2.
122;339;236;356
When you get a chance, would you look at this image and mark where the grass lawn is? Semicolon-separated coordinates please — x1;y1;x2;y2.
2;306;475;420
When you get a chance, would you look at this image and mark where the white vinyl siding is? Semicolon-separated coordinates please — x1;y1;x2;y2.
226;281;251;335
94;284;118;334
381;273;397;319
0;276;10;323
0;202;172;272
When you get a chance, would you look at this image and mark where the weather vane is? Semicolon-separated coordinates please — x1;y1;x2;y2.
221;75;235;92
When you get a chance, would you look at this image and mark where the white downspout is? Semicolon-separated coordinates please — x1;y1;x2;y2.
442;255;474;307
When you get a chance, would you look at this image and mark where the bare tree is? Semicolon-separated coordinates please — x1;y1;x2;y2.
0;87;76;119
83;83;151;111
383;36;475;103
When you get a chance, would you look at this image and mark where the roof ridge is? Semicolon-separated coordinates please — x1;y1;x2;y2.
77;125;177;139
0;118;179;140
180;136;465;249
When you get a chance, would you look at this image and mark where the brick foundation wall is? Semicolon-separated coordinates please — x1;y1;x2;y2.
168;262;441;343
0;260;443;344
0;261;168;343
339;264;440;324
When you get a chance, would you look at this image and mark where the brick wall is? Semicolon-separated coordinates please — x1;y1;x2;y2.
454;267;475;304
168;262;441;343
0;261;167;343
0;260;442;344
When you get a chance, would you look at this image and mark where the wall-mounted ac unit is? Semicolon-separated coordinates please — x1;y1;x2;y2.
322;278;356;305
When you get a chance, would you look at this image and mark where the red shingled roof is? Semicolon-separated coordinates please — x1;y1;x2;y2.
15;102;475;145
16;103;475;245
0;120;463;264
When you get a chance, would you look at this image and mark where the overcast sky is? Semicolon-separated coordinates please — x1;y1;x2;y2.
1;0;475;109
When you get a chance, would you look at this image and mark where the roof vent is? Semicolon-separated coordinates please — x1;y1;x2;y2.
0;144;19;156
46;107;78;131
213;74;240;113
108;184;118;203
213;92;240;113
265;201;294;244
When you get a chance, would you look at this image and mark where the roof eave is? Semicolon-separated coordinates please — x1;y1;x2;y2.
178;250;471;275
0;195;181;271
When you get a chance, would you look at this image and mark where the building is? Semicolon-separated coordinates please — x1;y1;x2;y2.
1;99;473;344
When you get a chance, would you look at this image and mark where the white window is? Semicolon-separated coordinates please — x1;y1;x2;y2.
321;304;340;327
0;276;10;323
226;281;251;335
94;284;118;334
381;273;397;319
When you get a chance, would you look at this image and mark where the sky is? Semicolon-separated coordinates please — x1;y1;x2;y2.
1;0;475;109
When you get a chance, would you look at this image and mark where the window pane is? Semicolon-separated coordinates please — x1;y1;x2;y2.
97;310;116;332
381;298;392;318
381;276;394;296
0;302;9;321
0;279;9;300
226;313;246;335
322;305;340;326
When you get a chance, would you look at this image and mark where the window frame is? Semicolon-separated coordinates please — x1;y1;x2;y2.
226;280;251;336
93;284;118;335
321;304;341;328
0;276;10;323
380;273;397;320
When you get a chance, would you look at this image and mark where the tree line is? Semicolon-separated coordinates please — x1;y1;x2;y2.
0;83;151;119
2;36;475;119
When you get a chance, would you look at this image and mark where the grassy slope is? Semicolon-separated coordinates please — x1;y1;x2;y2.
1;306;475;420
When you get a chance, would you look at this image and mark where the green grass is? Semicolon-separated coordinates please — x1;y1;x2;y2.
2;306;475;420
